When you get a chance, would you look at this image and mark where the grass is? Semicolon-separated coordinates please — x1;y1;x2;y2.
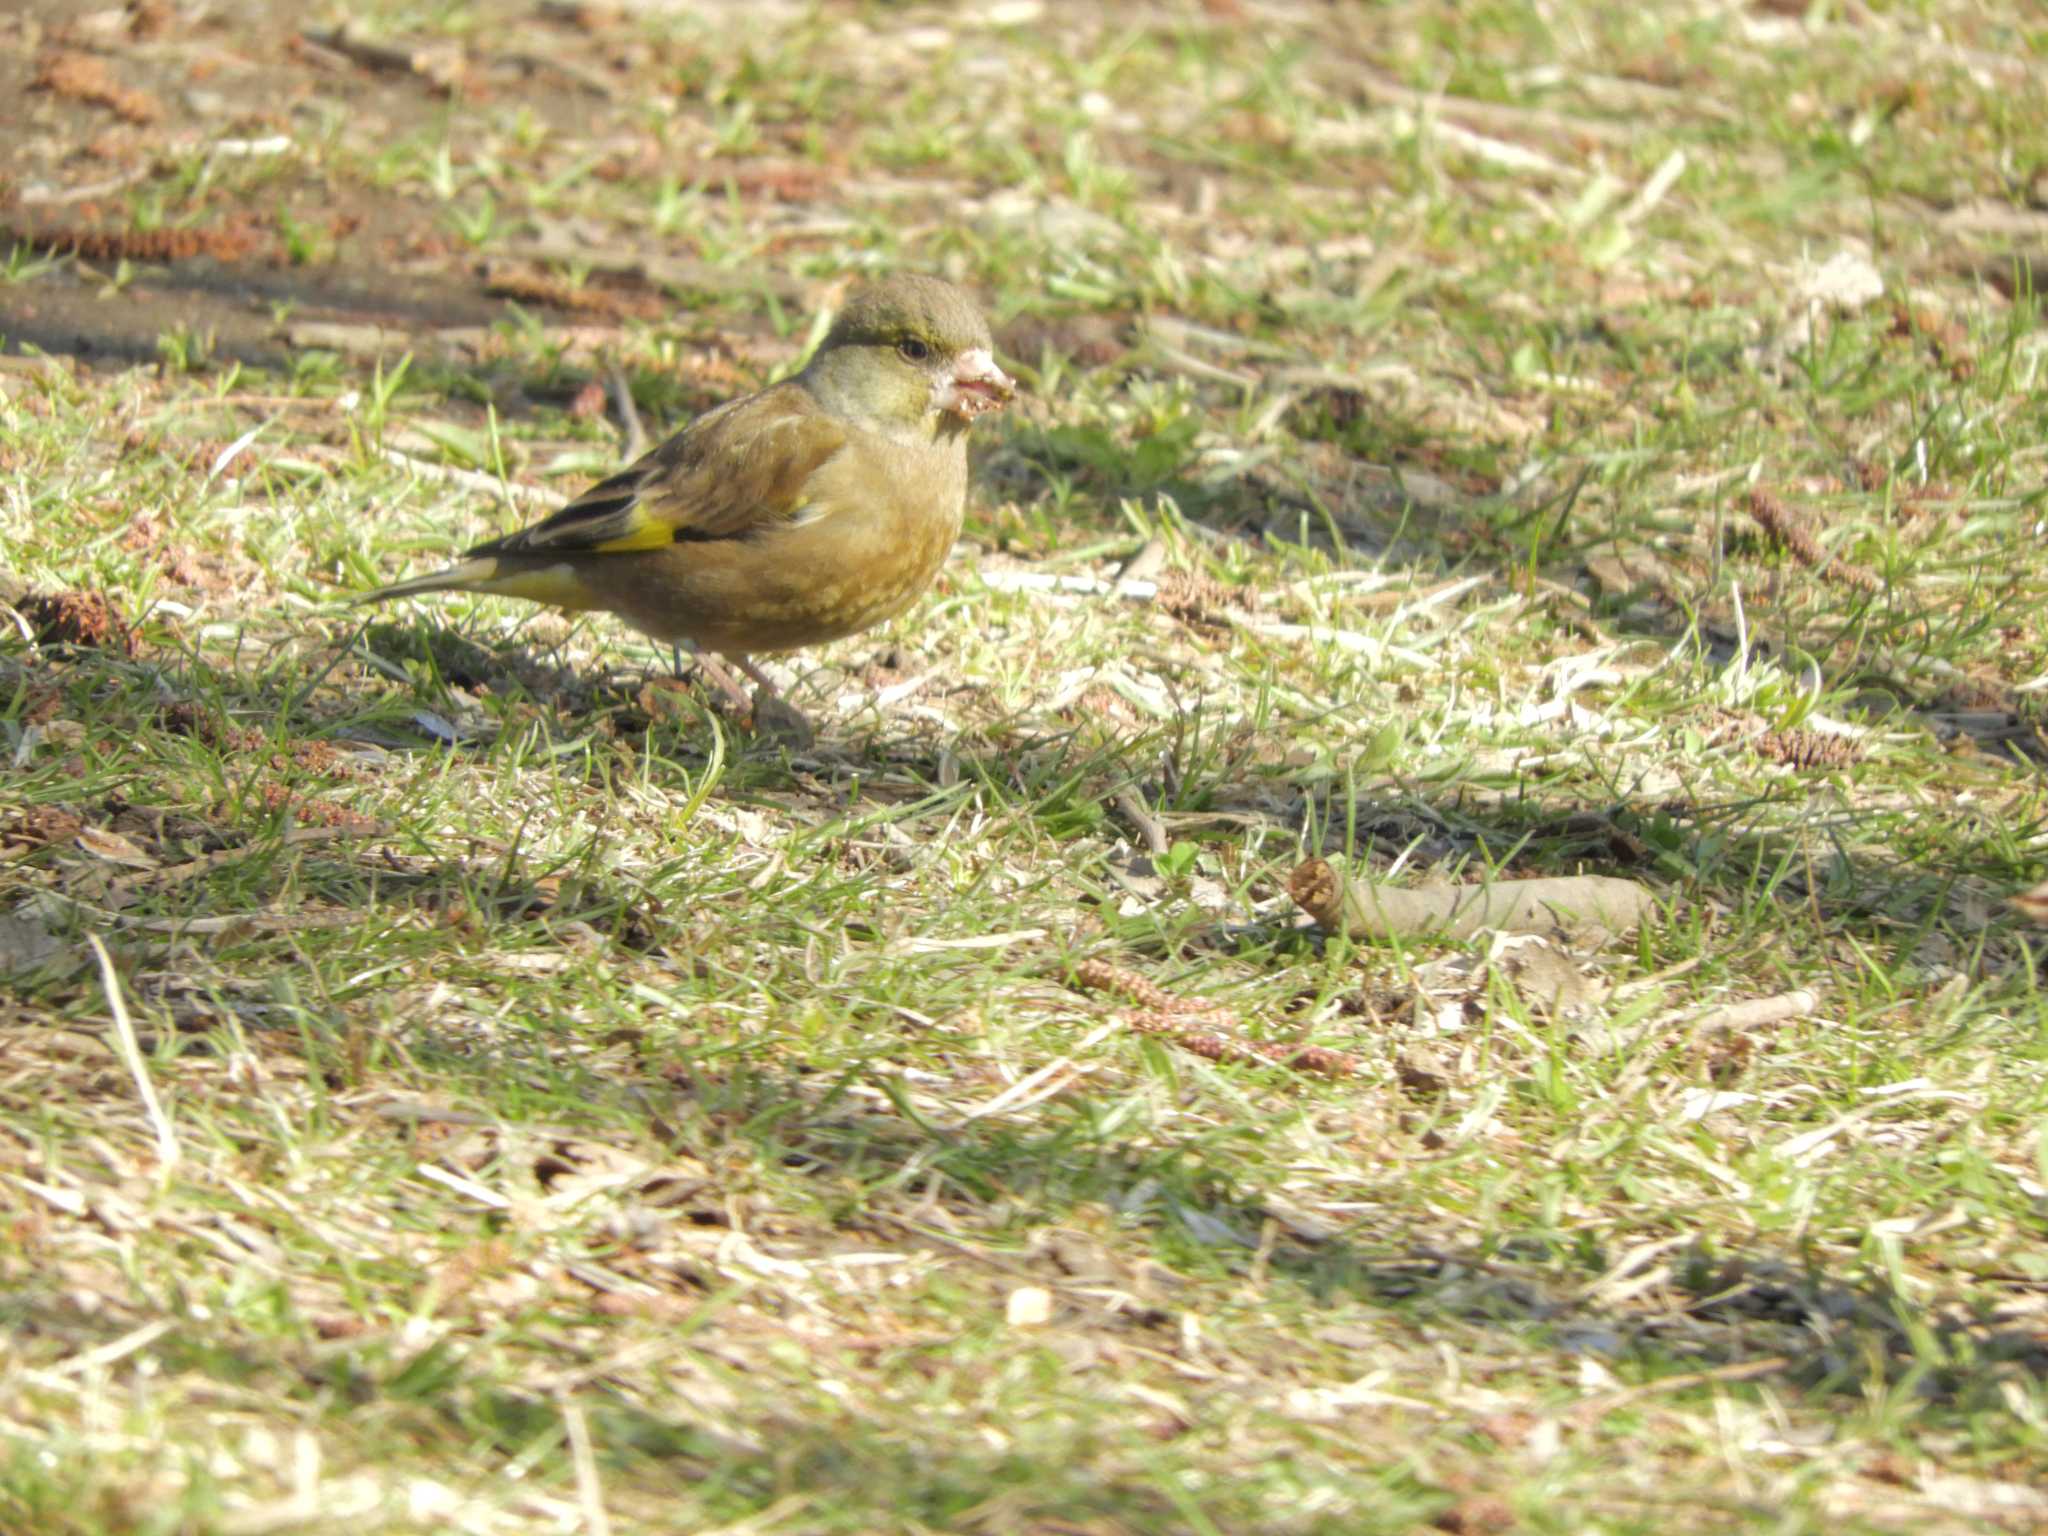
3;0;2048;1532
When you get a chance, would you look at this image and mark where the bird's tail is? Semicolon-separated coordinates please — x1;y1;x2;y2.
356;557;506;605
359;556;598;612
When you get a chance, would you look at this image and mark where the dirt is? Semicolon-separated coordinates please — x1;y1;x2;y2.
158;699;263;752
22;588;132;653
0;1;699;376
30;48;161;123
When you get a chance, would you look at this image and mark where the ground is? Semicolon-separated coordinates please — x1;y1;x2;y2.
3;1;2048;1533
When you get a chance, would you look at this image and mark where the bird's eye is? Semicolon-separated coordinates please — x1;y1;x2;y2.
897;337;932;363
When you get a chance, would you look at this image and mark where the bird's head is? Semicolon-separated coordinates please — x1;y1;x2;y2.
806;274;1015;440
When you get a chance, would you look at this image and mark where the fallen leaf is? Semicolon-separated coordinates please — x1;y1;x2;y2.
76;827;157;869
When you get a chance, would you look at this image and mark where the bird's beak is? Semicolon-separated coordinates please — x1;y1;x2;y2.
939;348;1016;422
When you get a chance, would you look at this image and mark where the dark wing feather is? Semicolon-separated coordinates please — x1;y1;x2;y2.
470;384;848;558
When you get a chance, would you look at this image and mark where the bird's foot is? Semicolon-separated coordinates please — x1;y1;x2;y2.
671;650;810;742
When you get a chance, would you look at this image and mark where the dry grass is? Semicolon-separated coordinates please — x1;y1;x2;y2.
3;0;2048;1532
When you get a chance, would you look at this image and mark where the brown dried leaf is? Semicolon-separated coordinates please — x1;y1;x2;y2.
2011;881;2048;926
75;826;157;870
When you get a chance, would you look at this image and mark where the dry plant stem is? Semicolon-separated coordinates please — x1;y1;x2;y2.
502;50;621;100
1573;1355;1792;1421
560;1397;614;1536
607;362;649;461
299;25;419;74
298;23;463;88
89;933;178;1174
1071;959;1361;1079
1690;991;1819;1031
1288;857;1656;946
17;168;151;206
1112;790;1169;855
1351;65;1633;143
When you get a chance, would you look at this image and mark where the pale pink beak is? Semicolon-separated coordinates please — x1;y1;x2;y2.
940;347;1015;422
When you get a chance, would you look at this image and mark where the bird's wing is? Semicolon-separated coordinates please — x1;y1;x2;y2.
474;385;849;558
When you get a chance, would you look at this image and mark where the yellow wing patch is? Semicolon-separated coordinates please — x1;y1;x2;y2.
586;521;678;554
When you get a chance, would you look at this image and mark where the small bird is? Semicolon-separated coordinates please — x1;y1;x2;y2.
362;273;1014;714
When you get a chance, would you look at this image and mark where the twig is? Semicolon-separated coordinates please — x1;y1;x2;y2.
1689;991;1818;1032
1112;789;1169;856
959;1023;1119;1123
499;50;620;100
298;24;463;89
1609;955;1704;1001
1353;67;1631;144
561;1398;613;1536
373;1101;498;1128
88;934;178;1174
50;1319;175;1378
1418;118;1583;180
300;24;414;71
16;168;152;207
416;1164;512;1210
1574;1355;1791;1420
1619;149;1687;226
606;363;648;461
1139;336;1258;388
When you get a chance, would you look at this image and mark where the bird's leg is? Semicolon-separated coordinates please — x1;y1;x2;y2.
667;639;756;714
668;644;809;742
695;655;760;715
729;653;815;746
727;653;782;696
